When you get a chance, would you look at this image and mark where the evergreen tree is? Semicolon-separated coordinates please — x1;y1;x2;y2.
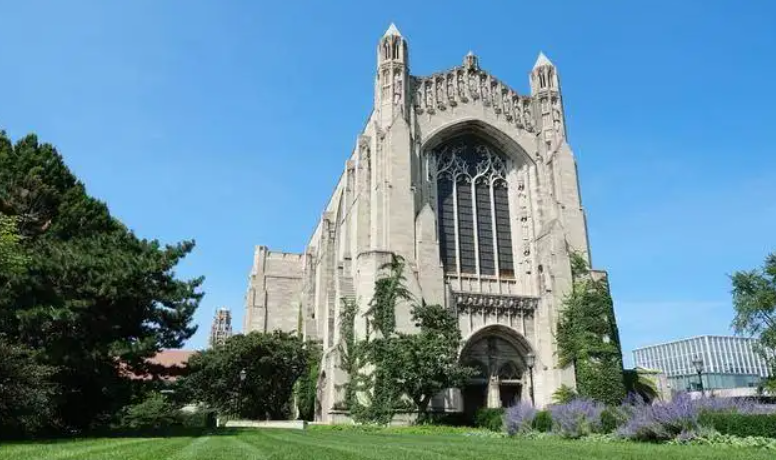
0;131;203;432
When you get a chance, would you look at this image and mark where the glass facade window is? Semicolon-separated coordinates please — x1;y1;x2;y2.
633;335;773;391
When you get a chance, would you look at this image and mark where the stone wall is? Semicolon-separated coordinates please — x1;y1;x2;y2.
244;246;304;334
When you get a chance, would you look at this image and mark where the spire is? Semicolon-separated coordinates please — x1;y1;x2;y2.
375;23;409;126
533;52;554;69
463;51;480;70
384;23;401;37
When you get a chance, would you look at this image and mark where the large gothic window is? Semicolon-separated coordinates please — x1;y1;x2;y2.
434;135;515;278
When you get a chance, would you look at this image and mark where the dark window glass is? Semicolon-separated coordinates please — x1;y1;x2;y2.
476;182;495;275
435;135;515;278
457;179;476;274
494;179;514;278
437;177;457;272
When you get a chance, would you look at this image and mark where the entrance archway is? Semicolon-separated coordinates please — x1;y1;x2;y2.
460;325;533;417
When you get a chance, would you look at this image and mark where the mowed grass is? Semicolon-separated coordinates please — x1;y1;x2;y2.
1;428;773;460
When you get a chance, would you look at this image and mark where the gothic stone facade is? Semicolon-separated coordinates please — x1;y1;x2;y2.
245;24;606;422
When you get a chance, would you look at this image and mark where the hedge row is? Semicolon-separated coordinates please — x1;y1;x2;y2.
699;412;776;439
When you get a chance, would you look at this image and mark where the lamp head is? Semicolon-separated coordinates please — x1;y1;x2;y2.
525;352;536;369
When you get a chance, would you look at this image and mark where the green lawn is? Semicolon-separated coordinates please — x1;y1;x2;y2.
1;428;772;460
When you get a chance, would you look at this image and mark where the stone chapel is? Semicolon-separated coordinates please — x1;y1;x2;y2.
244;24;611;422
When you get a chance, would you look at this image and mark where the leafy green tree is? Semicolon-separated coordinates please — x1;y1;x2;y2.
0;337;57;438
556;253;626;405
183;331;308;420
732;252;776;390
391;303;473;421
0;131;203;432
340;255;472;423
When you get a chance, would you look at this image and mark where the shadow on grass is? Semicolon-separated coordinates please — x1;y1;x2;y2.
0;427;249;445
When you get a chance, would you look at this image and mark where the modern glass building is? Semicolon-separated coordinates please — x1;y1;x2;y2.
633;335;773;392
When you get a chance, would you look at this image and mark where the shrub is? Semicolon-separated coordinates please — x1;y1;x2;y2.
420;412;471;427
295;341;322;421
548;398;604;438
180;408;217;429
617;392;697;441
694;396;771;415
532;410;553;433
669;430;776;449
504;402;537;435
552;384;578;404
600;406;628;433
474;408;505;432
118;393;181;432
616;393;775;442
699;412;776;439
0;338;57;438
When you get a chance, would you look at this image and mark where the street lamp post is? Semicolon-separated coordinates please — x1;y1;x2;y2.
238;368;247;418
691;356;704;397
525;352;536;407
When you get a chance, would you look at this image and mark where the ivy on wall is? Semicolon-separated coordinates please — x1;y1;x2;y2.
337;254;471;424
556;252;626;406
338;255;408;424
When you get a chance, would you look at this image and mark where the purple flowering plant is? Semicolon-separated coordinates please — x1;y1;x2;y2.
617;392;773;441
504;402;537;435
548;398;605;439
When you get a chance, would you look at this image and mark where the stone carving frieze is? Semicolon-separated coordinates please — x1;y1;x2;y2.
411;67;535;133
454;292;539;313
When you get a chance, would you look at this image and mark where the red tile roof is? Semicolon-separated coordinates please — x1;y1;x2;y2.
123;349;197;382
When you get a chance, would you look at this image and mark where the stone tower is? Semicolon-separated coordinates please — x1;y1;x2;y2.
375;23;410;128
244;25;614;422
209;307;233;347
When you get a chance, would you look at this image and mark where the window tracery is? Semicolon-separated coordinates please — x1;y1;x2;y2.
434;135;515;279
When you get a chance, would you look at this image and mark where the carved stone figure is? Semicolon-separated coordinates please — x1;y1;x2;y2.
469;72;479;98
436;78;445;106
457;72;466;99
502;90;511;115
481;75;490;104
523;106;534;131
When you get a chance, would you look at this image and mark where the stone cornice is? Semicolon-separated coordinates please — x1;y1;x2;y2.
410;66;535;133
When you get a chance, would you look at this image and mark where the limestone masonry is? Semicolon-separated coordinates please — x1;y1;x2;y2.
245;24;610;422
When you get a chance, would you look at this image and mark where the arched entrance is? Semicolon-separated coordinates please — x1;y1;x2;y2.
460;325;533;417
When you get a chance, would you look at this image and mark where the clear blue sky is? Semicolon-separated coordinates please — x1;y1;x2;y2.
1;1;775;365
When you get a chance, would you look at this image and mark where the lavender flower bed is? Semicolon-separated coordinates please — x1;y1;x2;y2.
504;402;536;435
548;398;605;438
503;393;775;443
